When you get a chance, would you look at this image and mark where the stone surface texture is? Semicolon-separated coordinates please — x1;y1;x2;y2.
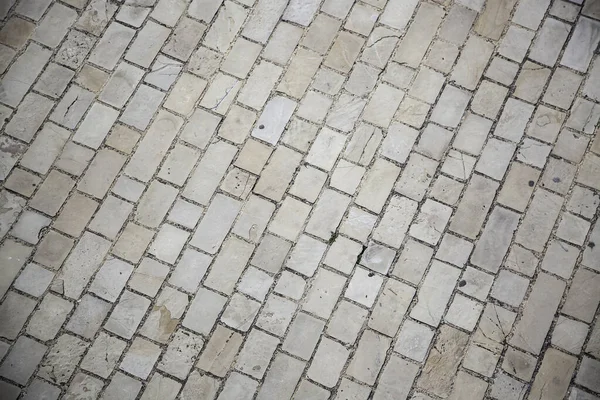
0;0;599;399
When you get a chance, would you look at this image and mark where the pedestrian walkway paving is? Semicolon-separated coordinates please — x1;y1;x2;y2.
0;0;599;398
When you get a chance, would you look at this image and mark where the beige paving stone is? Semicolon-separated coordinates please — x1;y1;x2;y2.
1;0;599;398
417;324;469;397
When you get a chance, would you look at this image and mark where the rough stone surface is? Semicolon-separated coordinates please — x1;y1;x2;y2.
0;1;597;399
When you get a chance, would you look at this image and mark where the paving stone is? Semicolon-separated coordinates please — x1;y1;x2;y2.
0;43;51;107
475;0;517;39
515;189;563;252
242;0;287;43
394;3;444;68
33;63;73;99
197;324;242;376
80;332;127;378
561;17;600;72
450;174;499;239
139;374;181;400
125;20;170;68
302;268;346;319
55;142;95;177
27;293;73;341
38;334;88;384
21;379;60;400
78;149;126;199
0;336;46;385
307;338;349;388
11;210;50;245
120;337;162;379
510;273;565;354
235;328;279;379
6;93;53;144
105;290;151;339
380;0;419;30
101;373;142;400
411;260;461;327
263;22;303;64
450;35;494;90
164;17;206;61
348;330;391;385
471;206;520;272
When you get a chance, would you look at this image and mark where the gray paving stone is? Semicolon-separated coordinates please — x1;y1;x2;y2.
65;294;111;339
125;20;170;68
105;290;151;339
80;332;126;378
510;273;565;354
348;330;391;385
38;334;88;384
0;0;598;397
0;336;47;384
27;293;73;341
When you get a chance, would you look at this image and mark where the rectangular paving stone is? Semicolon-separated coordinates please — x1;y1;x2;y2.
263;22;303;64
203;236;253;294
158;330;204;379
257;353;305;399
105;290;151;339
474;0;517;40
251;96;296;145
306;189;351;240
510;273;565;354
163;17;206;61
197;324;243;376
125;110;183;182
302;268;346;319
278;48;322;99
529;18;571;67
369;279;415;336
238;61;283;110
254;146;303;202
515;189;563;252
27;294;72;341
562;268;600;323
125;20;170;68
410;260;461;326
0;241;33;298
512;0;551;30
20;123;70;175
374;355;419;400
235;328;279;379
242;0;287;43
356;158;401;214
418;325;469;398
88;22;135;69
307;338;349;388
373;195;418;248
204;1;246;52
0;43;51;107
0;336;47;385
450;35;494;90
380;0;419;30
188;0;222;22
347;330;391;385
120;84;165;131
470;206;520;273
6;92;54;143
394;3;444;67
528;348;576;400
450;174;499;239
78;149;126;199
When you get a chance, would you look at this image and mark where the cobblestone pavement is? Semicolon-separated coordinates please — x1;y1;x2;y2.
0;0;600;398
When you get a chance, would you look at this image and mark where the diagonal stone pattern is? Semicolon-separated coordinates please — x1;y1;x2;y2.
0;0;599;398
